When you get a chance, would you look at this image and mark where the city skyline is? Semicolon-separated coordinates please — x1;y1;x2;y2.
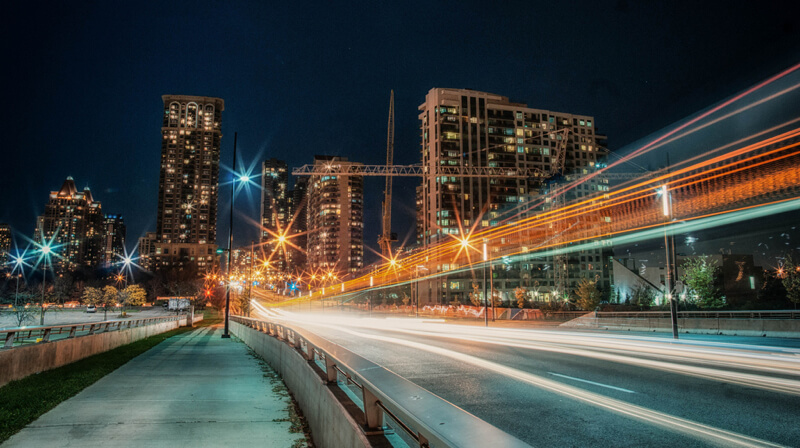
2;4;800;447
2;1;800;269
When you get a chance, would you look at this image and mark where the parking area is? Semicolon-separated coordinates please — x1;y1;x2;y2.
0;307;179;329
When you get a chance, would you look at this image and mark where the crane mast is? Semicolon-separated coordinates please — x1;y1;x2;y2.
378;90;397;258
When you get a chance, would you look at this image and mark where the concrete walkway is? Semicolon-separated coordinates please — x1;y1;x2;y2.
3;324;306;447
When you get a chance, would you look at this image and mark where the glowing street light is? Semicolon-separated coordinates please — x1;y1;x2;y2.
660;184;670;217
9;253;26;307
36;241;54;325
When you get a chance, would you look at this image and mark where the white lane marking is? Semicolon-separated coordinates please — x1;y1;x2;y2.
325;325;786;448
548;372;636;394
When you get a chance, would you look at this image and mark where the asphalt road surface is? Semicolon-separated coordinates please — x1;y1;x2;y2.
252;306;800;448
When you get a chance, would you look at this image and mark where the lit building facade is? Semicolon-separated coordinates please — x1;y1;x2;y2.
102;214;126;268
143;95;224;270
0;223;11;260
287;176;308;273
260;158;289;271
416;88;610;304
34;177;104;272
306;156;364;275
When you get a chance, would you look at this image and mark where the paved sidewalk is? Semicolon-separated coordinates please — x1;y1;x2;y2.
3;324;305;447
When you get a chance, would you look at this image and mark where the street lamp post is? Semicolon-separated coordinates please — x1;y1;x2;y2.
14;273;22;307
483;241;489;327
39;244;51;325
11;256;24;307
223;132;238;339
246;241;254;317
414;265;428;319
661;184;679;339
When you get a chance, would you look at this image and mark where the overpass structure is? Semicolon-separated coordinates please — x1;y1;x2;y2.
304;128;800;303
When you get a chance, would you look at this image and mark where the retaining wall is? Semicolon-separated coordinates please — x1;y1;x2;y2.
0;317;187;387
562;314;800;338
231;321;370;448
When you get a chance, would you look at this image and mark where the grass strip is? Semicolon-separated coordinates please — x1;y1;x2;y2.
0;317;221;443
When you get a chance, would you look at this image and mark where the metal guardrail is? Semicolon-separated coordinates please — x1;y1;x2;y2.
595;310;800;320
232;315;529;448
1;316;184;349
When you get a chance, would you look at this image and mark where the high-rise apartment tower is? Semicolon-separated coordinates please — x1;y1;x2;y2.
102;214;126;268
260;158;289;271
306;156;364;274
0;224;11;260
34;177;104;272
417;88;609;304
144;95;224;270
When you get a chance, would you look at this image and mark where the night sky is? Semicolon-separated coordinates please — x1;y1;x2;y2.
3;1;800;266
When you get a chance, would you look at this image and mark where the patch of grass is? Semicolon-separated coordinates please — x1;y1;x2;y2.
250;349;313;446
202;308;223;320
0;318;219;443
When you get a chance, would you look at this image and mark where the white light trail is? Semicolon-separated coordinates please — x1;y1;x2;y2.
323;324;787;448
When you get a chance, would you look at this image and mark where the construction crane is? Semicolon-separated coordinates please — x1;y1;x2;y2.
291;164;552;178
291;127;571;179
378;91;397;258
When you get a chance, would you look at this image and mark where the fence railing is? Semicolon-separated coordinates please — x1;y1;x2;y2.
231;315;528;448
594;310;800;320
1;316;184;349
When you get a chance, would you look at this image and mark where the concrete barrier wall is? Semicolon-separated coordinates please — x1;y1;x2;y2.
231;321;370;448
562;315;800;338
0;317;185;387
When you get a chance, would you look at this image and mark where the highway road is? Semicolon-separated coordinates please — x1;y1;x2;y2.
252;305;800;447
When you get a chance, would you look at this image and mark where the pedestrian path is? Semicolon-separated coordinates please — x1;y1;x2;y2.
3;324;305;447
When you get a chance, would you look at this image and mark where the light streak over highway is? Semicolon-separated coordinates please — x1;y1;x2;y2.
249;305;800;447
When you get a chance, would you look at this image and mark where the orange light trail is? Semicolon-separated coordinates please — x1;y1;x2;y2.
312;127;800;299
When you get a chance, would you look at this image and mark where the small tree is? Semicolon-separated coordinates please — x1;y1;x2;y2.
575;278;602;311
82;287;103;306
491;288;501;307
10;288;37;327
781;254;800;309
52;274;74;304
120;284;147;307
515;287;527;309
631;284;655;308
469;282;482;306
101;285;119;319
37;283;55;325
681;256;725;309
610;287;619;304
102;285;119;306
234;289;251;316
